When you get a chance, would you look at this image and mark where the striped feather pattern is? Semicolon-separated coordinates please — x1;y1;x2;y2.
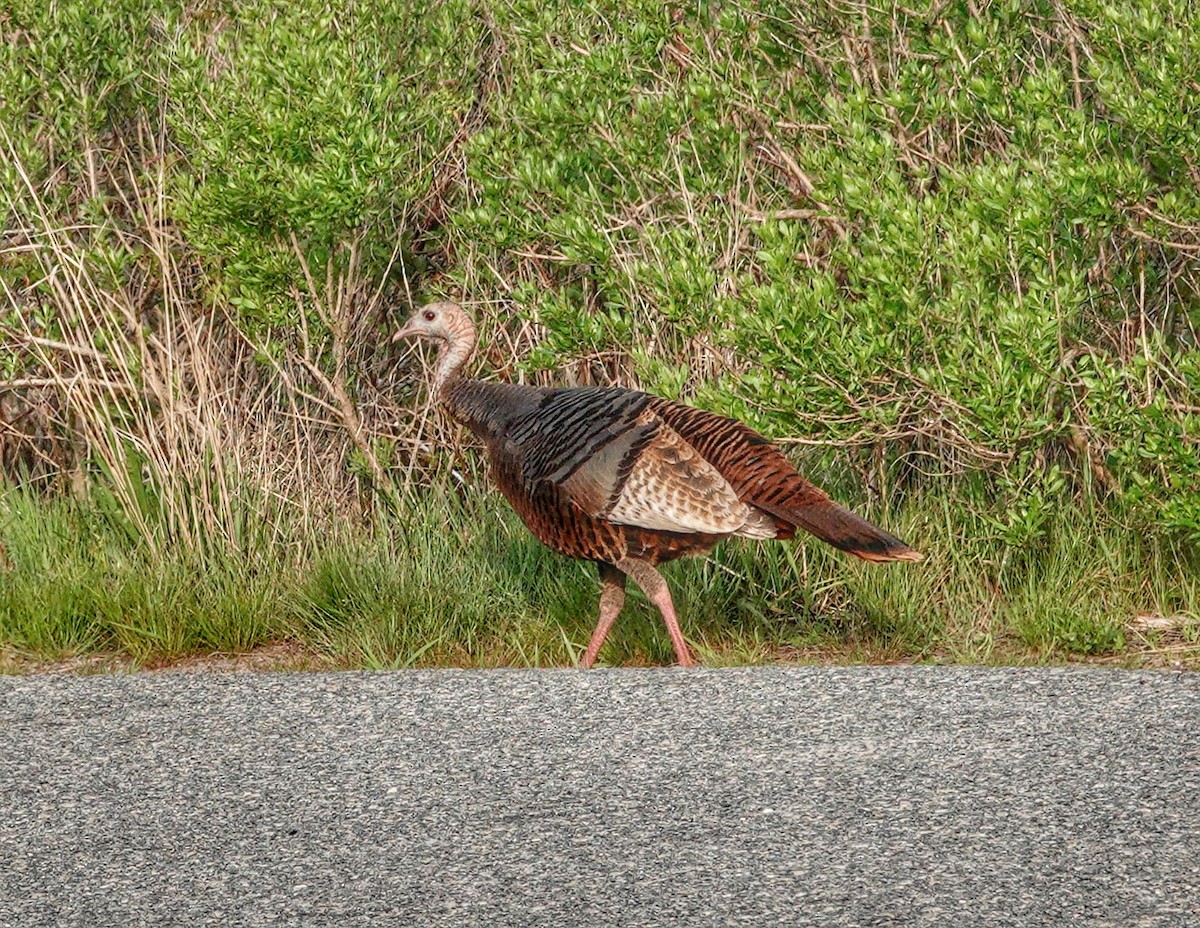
603;411;750;535
442;379;918;564
647;398;920;561
513;387;652;487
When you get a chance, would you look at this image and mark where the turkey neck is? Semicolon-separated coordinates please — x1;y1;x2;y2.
433;318;520;444
432;316;476;395
440;374;549;446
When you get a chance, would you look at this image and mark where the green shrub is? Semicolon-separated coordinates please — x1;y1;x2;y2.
165;0;484;324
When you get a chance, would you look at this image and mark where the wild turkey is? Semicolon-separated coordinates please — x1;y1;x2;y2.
394;301;921;668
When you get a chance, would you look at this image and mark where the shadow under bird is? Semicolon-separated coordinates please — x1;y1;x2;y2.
394;302;922;668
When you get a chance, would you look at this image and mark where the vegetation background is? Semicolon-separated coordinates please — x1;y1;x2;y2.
1;0;1197;670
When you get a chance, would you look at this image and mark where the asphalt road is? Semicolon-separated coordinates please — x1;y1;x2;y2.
2;667;1198;927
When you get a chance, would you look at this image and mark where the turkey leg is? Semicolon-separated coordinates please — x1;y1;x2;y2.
617;557;697;668
580;563;627;669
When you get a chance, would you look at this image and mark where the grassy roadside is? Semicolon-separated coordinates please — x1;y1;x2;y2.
2;483;1196;672
2;1;1198;672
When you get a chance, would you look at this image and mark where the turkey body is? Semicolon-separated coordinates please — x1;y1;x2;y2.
394;300;920;668
443;379;914;568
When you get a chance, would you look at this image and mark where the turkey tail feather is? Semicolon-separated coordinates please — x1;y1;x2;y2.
754;498;922;563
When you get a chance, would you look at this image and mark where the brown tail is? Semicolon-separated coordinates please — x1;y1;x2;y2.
756;498;922;562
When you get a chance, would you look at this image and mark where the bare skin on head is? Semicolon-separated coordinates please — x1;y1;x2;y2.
395;301;920;668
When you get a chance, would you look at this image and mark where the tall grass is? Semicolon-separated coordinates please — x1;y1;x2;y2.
2;480;1196;669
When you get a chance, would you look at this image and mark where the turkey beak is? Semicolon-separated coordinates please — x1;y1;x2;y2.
391;320;418;344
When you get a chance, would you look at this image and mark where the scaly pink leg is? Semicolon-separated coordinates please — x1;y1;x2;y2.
580;563;626;669
617;557;697;668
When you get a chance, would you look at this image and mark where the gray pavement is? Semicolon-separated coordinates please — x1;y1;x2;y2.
1;667;1198;927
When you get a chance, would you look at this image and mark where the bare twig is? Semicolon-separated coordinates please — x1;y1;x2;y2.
742;207;835;222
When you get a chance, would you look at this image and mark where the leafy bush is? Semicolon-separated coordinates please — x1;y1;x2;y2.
166;0;483;322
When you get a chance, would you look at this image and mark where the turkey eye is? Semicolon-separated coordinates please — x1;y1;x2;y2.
423;310;436;322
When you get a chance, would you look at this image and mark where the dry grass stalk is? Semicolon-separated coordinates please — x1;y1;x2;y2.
0;124;438;553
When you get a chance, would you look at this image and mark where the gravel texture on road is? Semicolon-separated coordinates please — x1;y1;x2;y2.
2;666;1198;927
